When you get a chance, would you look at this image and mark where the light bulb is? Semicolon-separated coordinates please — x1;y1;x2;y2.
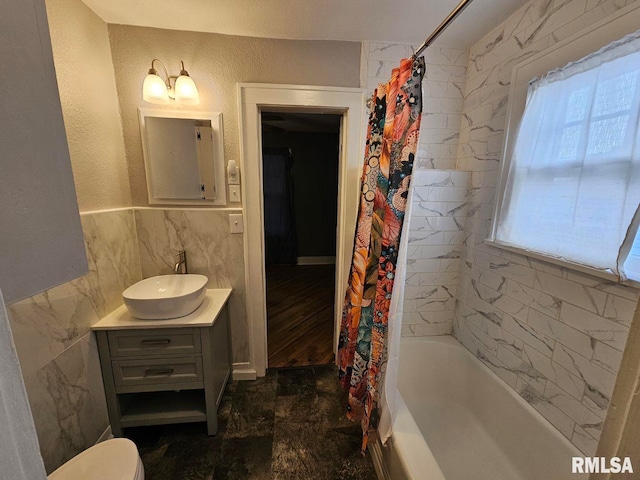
142;73;170;104
174;74;200;105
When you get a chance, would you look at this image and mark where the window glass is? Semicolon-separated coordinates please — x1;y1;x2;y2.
495;33;640;278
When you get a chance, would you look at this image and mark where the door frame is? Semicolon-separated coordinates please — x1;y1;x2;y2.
237;83;366;377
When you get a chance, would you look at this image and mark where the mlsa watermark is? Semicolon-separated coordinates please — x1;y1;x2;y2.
572;457;633;474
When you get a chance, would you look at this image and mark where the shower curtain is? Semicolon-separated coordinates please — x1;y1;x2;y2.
338;56;425;452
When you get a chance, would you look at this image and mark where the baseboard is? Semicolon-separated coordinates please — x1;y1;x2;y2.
232;363;257;380
296;256;336;265
370;434;391;480
96;425;113;444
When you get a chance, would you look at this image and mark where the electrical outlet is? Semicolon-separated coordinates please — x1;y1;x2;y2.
229;214;243;234
229;186;241;203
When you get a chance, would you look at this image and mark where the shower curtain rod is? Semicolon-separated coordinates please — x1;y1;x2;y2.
412;0;475;58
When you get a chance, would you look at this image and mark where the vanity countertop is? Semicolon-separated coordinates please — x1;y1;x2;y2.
92;288;232;330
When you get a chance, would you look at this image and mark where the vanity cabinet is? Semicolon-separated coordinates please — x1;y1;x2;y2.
92;289;232;436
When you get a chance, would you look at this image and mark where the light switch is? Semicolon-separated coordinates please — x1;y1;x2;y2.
229;186;241;203
229;214;244;234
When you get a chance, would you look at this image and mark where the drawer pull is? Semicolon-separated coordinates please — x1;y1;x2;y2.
144;368;174;376
140;338;171;346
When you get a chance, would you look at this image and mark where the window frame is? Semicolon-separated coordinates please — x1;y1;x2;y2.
488;2;640;285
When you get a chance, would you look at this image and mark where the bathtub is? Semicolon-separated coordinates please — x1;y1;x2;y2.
372;336;587;480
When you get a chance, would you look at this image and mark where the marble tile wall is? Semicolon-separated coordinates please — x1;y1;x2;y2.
402;170;470;337
133;208;249;364
7;208;142;472
363;42;471;338
362;41;468;170
453;0;640;455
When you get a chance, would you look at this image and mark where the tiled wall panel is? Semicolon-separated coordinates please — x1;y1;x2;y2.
403;170;470;337
453;0;640;455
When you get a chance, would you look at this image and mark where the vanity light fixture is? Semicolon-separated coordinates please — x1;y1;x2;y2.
142;59;200;105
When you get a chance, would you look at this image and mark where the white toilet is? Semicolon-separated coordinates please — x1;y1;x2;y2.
48;438;144;480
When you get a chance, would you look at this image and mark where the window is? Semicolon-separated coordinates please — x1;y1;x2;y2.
495;31;640;281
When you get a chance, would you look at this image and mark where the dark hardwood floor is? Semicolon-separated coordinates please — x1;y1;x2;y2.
266;264;336;368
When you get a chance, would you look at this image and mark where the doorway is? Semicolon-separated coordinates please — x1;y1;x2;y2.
237;83;366;378
261;113;341;367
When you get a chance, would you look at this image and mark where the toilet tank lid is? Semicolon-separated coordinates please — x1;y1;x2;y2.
48;438;141;480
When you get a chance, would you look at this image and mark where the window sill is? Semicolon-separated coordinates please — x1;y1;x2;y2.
483;239;640;289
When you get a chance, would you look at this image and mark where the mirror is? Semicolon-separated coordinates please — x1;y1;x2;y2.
138;109;226;205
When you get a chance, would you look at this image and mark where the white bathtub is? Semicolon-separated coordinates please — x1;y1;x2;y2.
376;336;587;480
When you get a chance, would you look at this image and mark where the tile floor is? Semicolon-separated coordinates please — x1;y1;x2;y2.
126;365;378;480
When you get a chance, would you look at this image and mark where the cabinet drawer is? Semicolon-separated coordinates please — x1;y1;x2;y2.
108;329;201;357
113;357;203;388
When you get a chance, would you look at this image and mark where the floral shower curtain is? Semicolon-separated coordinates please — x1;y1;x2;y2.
338;56;425;452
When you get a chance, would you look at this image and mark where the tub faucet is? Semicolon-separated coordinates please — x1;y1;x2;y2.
174;250;188;274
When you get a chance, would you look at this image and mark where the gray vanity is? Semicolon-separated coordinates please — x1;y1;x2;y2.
92;289;232;436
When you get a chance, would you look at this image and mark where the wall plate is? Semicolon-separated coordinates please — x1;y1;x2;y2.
229;214;243;234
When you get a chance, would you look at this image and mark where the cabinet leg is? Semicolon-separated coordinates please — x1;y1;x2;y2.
206;415;218;436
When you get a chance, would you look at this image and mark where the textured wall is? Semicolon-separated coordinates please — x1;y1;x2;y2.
453;0;640;455
403;170;470;337
108;24;361;206
8;209;142;472
46;0;131;211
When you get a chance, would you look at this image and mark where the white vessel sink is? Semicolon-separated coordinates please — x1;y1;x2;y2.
122;274;208;319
